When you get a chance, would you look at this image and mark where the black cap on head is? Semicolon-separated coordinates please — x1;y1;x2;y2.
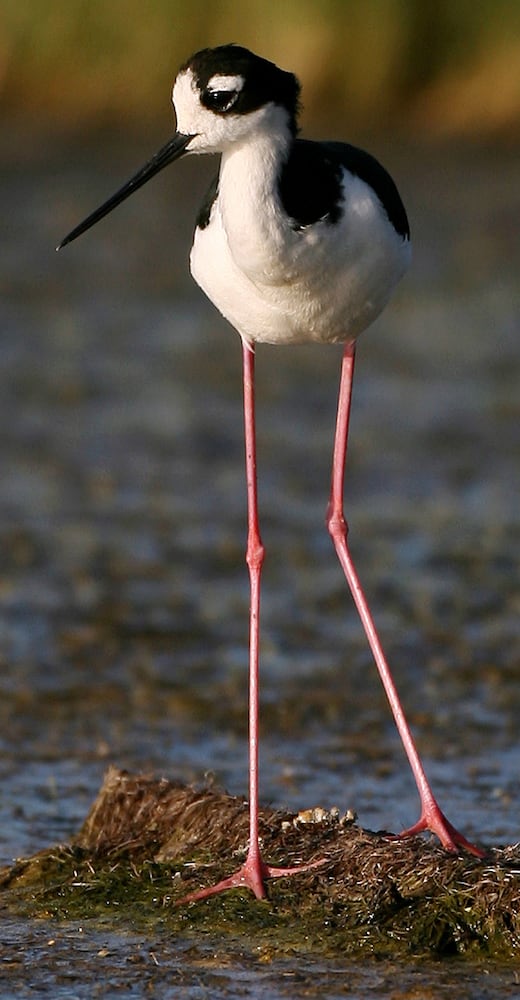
183;44;301;134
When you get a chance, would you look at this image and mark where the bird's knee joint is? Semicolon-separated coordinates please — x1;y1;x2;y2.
326;510;349;542
246;537;265;571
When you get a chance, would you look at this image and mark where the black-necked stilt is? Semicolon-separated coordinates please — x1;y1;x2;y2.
58;44;484;902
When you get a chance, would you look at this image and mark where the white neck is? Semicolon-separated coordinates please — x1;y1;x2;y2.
217;110;294;282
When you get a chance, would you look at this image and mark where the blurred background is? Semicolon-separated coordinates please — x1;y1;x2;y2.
1;0;520;133
0;2;519;992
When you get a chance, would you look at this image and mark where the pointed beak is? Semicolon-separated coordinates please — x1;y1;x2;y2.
57;131;194;250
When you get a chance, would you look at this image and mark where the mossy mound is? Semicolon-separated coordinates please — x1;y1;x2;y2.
1;767;519;959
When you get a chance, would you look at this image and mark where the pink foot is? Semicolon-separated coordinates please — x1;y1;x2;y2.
392;802;486;858
176;852;326;904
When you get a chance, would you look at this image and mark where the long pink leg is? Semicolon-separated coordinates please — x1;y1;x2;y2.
327;341;484;857
178;342;325;904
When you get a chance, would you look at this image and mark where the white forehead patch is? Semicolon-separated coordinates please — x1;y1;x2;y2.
172;69;198;106
207;73;245;94
172;69;200;129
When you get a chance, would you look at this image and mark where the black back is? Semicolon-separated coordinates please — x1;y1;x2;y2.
279;140;410;238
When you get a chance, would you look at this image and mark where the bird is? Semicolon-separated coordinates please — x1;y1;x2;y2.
58;43;485;902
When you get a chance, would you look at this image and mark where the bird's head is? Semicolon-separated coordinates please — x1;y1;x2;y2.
173;44;301;153
57;45;300;249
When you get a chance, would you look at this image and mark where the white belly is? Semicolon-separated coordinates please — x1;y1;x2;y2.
190;163;410;346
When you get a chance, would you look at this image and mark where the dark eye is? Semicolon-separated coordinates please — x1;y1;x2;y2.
203;89;238;113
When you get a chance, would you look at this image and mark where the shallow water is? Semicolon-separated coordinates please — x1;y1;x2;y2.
0;126;519;996
1;916;519;999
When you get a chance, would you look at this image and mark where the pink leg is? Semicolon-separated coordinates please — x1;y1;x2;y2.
178;342;325;904
327;341;484;858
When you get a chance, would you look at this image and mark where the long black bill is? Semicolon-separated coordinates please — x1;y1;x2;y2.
57;131;194;250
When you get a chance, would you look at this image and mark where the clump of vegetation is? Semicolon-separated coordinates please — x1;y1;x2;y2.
2;767;519;959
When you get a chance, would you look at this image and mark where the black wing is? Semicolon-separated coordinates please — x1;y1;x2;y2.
196;172;219;230
279;139;410;239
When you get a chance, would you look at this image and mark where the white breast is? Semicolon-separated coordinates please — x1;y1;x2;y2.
190;133;410;346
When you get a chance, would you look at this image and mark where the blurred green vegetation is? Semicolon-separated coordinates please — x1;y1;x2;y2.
1;0;519;133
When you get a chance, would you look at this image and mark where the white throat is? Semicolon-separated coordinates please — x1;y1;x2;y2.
216;109;294;281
